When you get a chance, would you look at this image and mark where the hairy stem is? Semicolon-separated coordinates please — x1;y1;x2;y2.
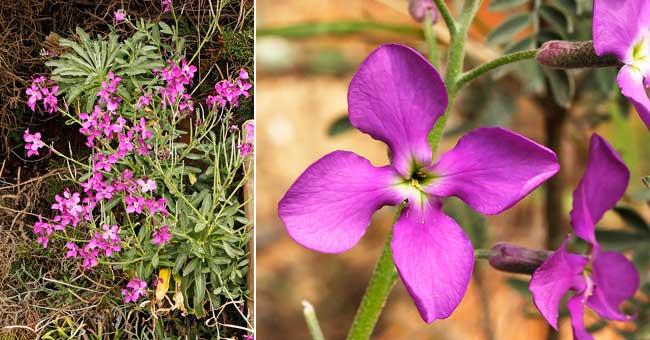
346;233;399;340
457;49;538;88
432;0;456;33
423;12;440;68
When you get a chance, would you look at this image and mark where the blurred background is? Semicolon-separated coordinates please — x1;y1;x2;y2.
255;0;650;339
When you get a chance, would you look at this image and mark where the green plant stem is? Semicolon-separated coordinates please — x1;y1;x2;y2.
423;12;439;68
257;21;422;38
303;300;326;340
429;0;482;154
474;248;496;259
432;0;456;33
456;49;538;88
346;233;399;340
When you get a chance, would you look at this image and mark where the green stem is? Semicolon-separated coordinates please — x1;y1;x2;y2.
456;49;538;88
423;12;439;68
346;234;399;340
432;0;456;33
429;0;483;154
257;21;421;38
303;300;326;340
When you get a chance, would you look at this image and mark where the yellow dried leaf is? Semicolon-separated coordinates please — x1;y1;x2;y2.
155;268;171;302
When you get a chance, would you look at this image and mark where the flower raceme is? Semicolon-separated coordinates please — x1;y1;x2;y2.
529;135;639;340
278;44;560;323
23;128;45;157
25;76;58;113
592;0;650;128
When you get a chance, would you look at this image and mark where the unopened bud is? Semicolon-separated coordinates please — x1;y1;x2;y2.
408;0;438;24
488;243;551;275
536;40;621;69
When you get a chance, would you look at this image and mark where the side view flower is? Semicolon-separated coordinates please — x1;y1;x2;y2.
530;134;640;340
592;0;650;128
278;44;560;322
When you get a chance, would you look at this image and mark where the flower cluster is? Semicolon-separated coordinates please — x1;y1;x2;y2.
122;277;148;303
23;128;45;157
114;9;126;23
156;59;197;112
25;76;59;113
207;68;252;109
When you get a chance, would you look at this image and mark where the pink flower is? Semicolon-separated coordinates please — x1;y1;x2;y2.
34;216;52;249
137;178;157;193
152;225;172;245
122;277;148;303
114;9;126;22
136;92;152;109
23;129;45;157
245;122;254;142
238;142;253;156
125;195;146;214
65;242;79;258
41;86;59;113
25;84;42;111
162;0;172;13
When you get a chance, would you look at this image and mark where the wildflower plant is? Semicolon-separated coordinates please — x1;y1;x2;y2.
21;1;253;332
276;0;646;339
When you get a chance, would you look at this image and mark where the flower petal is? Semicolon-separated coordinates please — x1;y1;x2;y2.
348;44;447;176
567;294;595;340
425;127;559;215
278;151;403;253
587;251;639;321
570;134;629;246
530;236;588;329
391;199;474;323
592;0;650;62
617;66;650;128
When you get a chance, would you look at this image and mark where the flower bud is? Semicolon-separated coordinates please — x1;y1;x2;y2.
408;0;438;24
488;243;551;275
536;40;621;69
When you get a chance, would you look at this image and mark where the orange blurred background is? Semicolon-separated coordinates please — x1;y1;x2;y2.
255;1;648;339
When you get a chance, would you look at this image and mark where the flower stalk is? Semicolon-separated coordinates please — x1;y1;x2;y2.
303;300;326;340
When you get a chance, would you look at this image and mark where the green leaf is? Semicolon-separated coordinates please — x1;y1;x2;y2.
487;13;532;45
183;258;200;277
543;69;575;109
596;229;650;251
488;0;529;11
613;206;650;234
539;5;570;35
327;114;353;136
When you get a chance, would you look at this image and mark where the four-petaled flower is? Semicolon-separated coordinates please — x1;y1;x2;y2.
152;225;172;245
114;9;126;22
593;0;650;128
278;44;560;322
122;277;148;303
23;128;45;157
530;134;639;340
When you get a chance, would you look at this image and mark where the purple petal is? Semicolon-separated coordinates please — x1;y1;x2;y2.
348;44;447;176
617;66;650;128
278;151;403;253
587;251;639;321
530;236;588;329
425;127;559;215
391;199;474;323
592;0;650;62
567;294;595;340
570;134;629;246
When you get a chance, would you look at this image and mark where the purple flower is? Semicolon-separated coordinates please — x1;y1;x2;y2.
41;85;59;113
114;9;126;22
530;135;639;340
25;83;42;111
593;0;650;128
152;225;172;245
278;44;560;323
125;195;146;214
65;242;79;258
23;129;45;157
162;0;172;13
122;277;148;303
137;178;157;193
33;216;52;249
